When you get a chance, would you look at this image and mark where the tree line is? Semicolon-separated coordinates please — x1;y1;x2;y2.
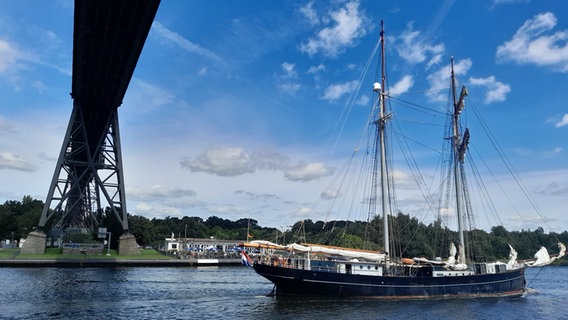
1;197;567;264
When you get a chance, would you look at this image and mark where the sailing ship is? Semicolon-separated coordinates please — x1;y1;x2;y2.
243;21;565;299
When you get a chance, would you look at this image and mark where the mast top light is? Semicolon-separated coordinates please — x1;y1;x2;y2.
373;82;381;92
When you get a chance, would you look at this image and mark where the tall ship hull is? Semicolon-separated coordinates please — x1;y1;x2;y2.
254;262;525;298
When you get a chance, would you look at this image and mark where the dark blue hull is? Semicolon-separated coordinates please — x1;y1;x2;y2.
253;263;526;299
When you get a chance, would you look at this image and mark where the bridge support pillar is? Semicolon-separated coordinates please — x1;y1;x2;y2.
20;231;47;255
118;233;140;256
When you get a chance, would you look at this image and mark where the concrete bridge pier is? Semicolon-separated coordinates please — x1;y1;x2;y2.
20;232;47;255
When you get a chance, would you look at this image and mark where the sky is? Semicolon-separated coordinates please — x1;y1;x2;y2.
0;0;567;235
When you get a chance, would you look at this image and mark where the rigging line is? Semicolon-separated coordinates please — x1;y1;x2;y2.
468;144;509;227
323;38;380;159
382;105;400;255
469;101;553;232
390;114;441;221
305;94;381;246
384;108;450;258
459;162;477;230
390;96;448;118
526;266;547;288
396;118;445;129
391;128;442;154
310;139;369;245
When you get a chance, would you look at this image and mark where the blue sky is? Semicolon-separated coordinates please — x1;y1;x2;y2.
0;0;567;233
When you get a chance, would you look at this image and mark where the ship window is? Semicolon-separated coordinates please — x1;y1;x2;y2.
359;265;363;269
367;266;371;270
375;266;378;270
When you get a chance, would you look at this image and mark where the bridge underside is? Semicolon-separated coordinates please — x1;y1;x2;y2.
22;0;160;254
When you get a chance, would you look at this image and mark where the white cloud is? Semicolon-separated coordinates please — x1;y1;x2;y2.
128;184;196;202
235;190;280;201
390;75;414;96
534;181;568;196
152;21;224;65
180;146;334;182
284;162;334;182
545;147;563;157
396;22;445;67
307;64;326;74
490;0;531;8
292;207;313;219
0;40;18;73
278;82;301;95
555;114;568;127
427;58;472;102
439;206;454;219
323;80;358;101
125;79;175;113
251;149;291;170
277;62;301;95
497;12;568;72
492;0;530;5
321;187;341;200
0;116;16;132
181;147;257;176
281;62;297;78
469;76;511;104
0;152;36;172
300;1;368;57
299;1;319;26
134;202;184;219
356;94;369;106
180;147;290;177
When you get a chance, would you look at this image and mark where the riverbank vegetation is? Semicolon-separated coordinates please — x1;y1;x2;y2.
1;196;567;263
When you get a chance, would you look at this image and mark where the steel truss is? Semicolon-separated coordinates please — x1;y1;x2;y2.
38;104;129;232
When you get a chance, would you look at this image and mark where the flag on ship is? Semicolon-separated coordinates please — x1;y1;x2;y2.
241;251;253;268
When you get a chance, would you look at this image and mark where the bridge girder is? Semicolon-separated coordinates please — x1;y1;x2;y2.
38;0;160;234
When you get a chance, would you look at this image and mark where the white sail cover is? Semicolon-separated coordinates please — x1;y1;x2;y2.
526;242;566;267
447;242;457;265
246;241;386;262
444;243;467;270
246;240;284;249
507;244;518;265
287;243;386;262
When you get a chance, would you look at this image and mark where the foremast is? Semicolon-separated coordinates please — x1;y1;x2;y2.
450;57;469;264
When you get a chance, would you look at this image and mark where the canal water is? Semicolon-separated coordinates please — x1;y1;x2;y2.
0;266;565;319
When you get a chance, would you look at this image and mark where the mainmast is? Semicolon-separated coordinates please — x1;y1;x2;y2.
373;20;390;260
450;57;468;264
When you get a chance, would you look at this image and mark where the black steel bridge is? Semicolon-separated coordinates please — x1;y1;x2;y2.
22;0;161;255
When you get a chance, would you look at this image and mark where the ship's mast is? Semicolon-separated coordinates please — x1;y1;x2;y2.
376;20;390;260
450;57;468;264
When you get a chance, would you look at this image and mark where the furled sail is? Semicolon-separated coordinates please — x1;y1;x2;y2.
447;242;457;265
458;128;470;163
287;243;387;262
526;242;566;267
456;86;468;114
244;240;285;250
507;244;518;265
244;240;386;262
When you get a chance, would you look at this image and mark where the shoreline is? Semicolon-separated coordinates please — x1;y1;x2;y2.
0;257;242;267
